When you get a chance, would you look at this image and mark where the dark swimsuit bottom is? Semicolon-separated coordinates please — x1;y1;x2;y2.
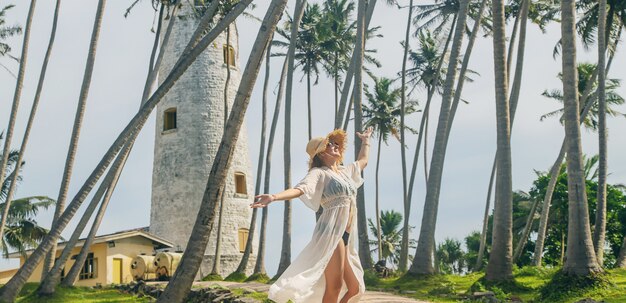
342;231;350;246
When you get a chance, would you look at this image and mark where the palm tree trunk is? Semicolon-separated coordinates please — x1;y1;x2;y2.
38;6;176;293
397;0;414;272
560;227;565;265
0;4;249;301
0;0;37;250
0;0;61;258
334;52;339;121
211;24;233;278
251;48;290;280
375;134;383;262
307;68;313;141
408;0;470;275
0;0;57;276
560;0;601;276
532;45;616;267
617;236;626;268
231;36;273;278
402;15;456;271
592;0;608;267
62;154;125;286
353;0;372;270
155;2;287;301
335;0;377;129
513;195;539;262
276;0;306;278
501;0;531;264
39;0;107;279
485;0;513;282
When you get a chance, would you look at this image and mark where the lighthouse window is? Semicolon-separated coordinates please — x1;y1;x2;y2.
163;108;177;131
223;44;235;67
234;172;247;195
238;228;249;253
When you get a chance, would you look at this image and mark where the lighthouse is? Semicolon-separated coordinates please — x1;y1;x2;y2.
149;3;256;277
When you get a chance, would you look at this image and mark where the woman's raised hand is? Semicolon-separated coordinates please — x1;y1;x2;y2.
250;194;275;208
356;126;374;141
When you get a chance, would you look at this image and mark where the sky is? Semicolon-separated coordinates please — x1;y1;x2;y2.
0;0;625;275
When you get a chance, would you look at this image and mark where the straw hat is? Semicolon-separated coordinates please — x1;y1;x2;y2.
306;129;347;167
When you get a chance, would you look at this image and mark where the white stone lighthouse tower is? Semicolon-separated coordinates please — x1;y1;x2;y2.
150;3;256;277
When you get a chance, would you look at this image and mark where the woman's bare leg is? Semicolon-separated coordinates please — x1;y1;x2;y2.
340;254;360;303
323;242;345;303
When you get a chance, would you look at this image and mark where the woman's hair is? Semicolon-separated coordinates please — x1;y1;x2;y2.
309;154;324;170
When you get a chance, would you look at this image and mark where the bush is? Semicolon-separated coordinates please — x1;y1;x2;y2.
363;269;380;287
513;266;554;278
537;270;612;302
245;273;270;283
224;271;247;282
201;273;223;281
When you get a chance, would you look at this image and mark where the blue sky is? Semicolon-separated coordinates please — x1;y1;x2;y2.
0;0;625;275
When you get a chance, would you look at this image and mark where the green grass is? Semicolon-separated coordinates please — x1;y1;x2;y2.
365;267;626;303
15;283;153;303
245;273;270;283
231;288;273;303
201;273;223;281
224;271;247;282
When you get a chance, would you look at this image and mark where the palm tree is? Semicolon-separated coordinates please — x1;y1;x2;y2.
618;236;626;268
594;0;609;267
484;0;513;282
436;238;465;274
320;0;354;119
0;0;36;248
228;36;272;282
0;144;55;258
0;3;252;301
398;0;414;273
353;0;373;270
367;210;415;268
1;197;54;258
0;4;23;76
155;1;287;301
363;77;416;262
402;29;447;271
403;0;488;270
530;63;624;268
408;0;470;275
540;63;625;128
276;0;307;279
211;0;244;279
40;0;107;279
560;0;602;276
0;0;59;277
477;0;555;271
533;16;624;266
275;3;329;141
334;0;379;130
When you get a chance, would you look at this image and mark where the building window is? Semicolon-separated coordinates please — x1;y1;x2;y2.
163;108;177;131
234;172;247;195
223;44;235;66
79;253;97;280
238;228;249;253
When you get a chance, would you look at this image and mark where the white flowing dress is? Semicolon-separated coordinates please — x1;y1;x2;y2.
268;162;366;303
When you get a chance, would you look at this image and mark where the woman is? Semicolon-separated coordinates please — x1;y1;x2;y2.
251;127;373;303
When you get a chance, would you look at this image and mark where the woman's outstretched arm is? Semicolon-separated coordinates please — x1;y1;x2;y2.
250;188;304;208
356;126;374;171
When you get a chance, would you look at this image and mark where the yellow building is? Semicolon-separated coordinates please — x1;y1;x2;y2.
6;228;173;286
